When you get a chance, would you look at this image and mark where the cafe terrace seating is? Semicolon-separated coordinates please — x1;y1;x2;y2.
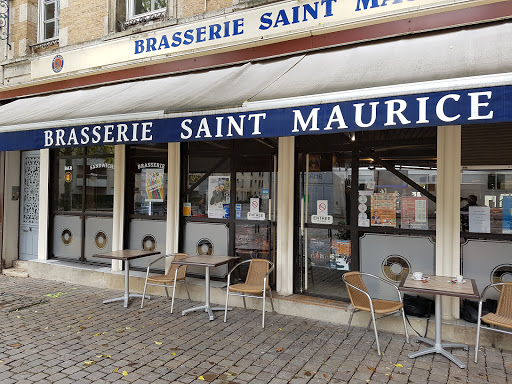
141;253;191;313
343;271;409;355
475;282;512;363
224;259;274;328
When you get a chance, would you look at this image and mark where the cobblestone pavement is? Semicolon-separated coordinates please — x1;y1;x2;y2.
0;275;510;384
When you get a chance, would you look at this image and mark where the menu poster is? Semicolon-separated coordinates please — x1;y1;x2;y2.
469;206;490;233
144;168;165;202
208;176;230;218
503;196;512;234
401;196;428;230
371;193;397;227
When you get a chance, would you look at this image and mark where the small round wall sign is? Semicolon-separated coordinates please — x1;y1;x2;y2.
52;55;64;73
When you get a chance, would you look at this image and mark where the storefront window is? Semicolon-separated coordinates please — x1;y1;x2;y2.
85;157;115;211
54;158;84;211
358;162;437;230
127;144;168;217
460;170;512;234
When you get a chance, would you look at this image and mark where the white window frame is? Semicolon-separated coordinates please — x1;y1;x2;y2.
38;0;59;42
127;0;167;20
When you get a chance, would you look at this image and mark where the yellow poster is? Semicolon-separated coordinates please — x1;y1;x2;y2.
371;193;396;227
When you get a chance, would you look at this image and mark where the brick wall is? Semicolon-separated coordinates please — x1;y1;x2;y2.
59;0;108;46
9;0;38;58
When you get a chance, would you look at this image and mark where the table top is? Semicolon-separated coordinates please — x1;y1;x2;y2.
399;274;480;300
92;249;161;261
171;255;239;267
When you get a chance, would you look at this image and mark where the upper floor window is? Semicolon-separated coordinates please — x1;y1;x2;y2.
39;0;59;41
128;0;166;19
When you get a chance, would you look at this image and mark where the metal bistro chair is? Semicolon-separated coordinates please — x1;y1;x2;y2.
141;253;191;312
342;271;409;355
475;282;512;363
224;259;275;328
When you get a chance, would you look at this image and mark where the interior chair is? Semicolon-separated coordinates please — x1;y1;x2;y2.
141;253;191;312
342;271;409;355
475;282;512;363
224;259;275;328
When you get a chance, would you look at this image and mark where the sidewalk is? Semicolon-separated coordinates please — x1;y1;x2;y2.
0;275;510;384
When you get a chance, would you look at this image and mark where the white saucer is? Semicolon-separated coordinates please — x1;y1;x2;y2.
449;279;467;284
411;276;429;281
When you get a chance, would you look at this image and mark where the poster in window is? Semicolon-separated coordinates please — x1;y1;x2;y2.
503;196;512;234
144;168;165;202
208;176;230;219
469;206;490;233
371;193;396;227
401;196;428;230
331;240;350;271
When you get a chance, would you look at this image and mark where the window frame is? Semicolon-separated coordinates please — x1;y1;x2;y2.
38;0;60;43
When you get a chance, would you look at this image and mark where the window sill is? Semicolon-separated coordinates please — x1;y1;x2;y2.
124;10;166;29
31;38;59;51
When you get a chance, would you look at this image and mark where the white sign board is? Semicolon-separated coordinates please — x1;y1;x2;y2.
311;215;333;224
250;197;260;213
247;212;266;221
317;200;328;216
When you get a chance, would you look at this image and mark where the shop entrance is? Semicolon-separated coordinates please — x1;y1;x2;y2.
296;150;353;300
295;129;438;301
182;139;277;282
50;147;115;262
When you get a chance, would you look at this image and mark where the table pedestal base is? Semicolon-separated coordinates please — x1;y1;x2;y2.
408;295;468;369
103;294;150;308
409;337;468;368
182;305;231;321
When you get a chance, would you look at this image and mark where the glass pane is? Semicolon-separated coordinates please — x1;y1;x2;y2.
85;157;115;211
306;228;350;299
44;21;55;40
135;0;151;14
186;156;230;219
154;0;167;10
236;171;271;219
54;158;84;211
460;170;512;234
235;223;271;280
44;3;55;21
58;147;85;156
358;162;437;230
88;146;114;155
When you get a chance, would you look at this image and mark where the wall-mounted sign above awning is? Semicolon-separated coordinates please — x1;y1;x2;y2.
30;0;504;80
1;84;511;151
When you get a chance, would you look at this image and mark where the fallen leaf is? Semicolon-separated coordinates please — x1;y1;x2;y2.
113;368;119;373
122;371;128;376
323;373;328;378
155;341;162;345
198;376;205;380
394;363;403;367
367;366;376;372
388;374;393;380
277;347;283;352
84;361;95;366
9;343;21;348
172;352;176;356
305;371;311;376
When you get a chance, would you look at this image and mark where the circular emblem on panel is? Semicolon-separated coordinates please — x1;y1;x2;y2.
61;229;72;246
196;238;214;255
381;255;411;282
142;235;156;252
358;195;367;204
65;172;72;183
94;231;108;249
52;55;64;73
491;264;512;292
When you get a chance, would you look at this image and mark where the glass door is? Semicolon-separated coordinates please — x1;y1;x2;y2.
297;152;352;300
